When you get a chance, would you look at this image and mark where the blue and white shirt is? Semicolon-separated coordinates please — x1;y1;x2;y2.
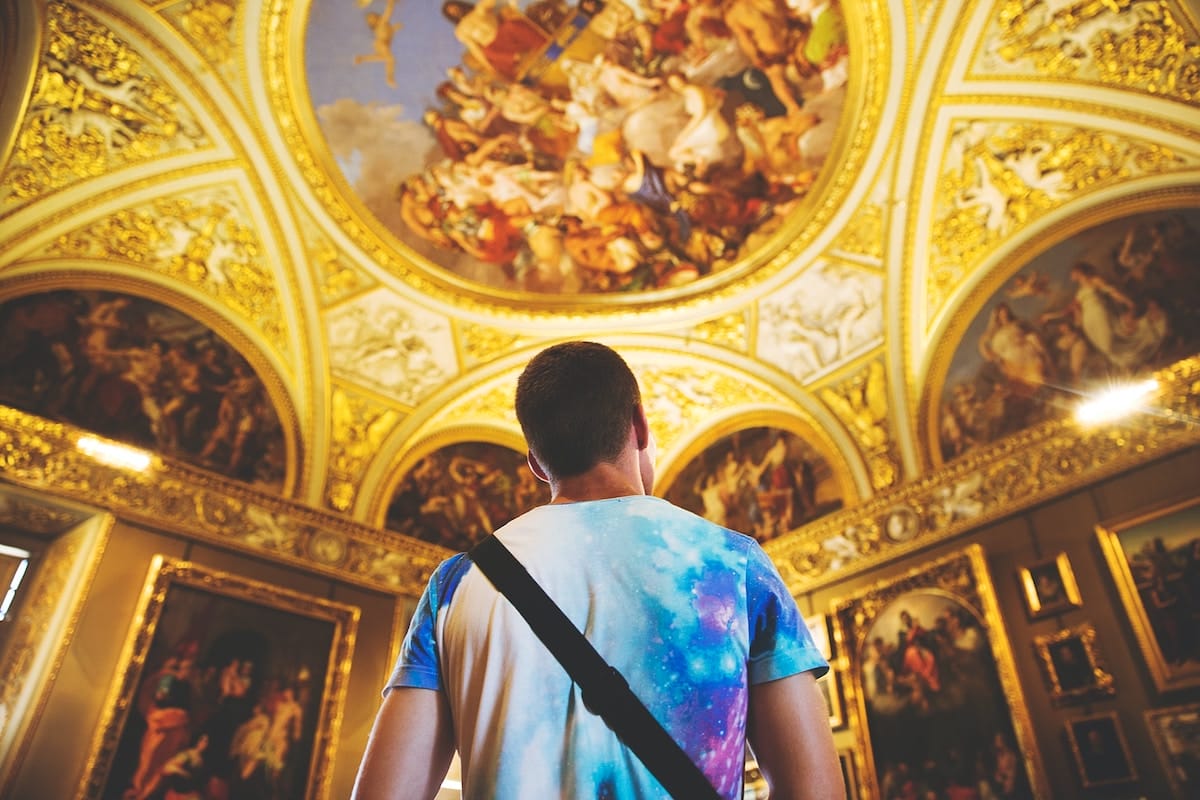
388;495;827;799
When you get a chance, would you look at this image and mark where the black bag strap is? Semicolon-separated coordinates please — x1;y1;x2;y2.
469;534;723;800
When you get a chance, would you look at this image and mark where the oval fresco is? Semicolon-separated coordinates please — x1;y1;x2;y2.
662;425;845;542
385;440;549;550
936;208;1200;463
305;0;849;294
0;290;287;487
859;593;1033;798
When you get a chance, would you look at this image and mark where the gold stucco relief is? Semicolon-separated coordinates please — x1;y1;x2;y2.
326;387;402;512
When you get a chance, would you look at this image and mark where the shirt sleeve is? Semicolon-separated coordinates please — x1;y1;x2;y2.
384;554;470;695
745;542;829;684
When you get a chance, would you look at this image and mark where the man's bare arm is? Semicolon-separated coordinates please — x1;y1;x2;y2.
351;687;456;800
747;671;845;800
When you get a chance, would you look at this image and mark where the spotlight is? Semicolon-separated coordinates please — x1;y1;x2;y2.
76;436;153;472
1075;379;1159;426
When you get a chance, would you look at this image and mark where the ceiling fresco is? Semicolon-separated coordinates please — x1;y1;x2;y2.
0;0;1198;563
305;0;850;295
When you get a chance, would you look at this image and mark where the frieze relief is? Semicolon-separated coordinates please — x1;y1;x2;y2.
928;120;1190;317
977;0;1200;102
42;187;289;353
307;227;374;307
766;355;1200;592
0;405;445;596
1;2;209;212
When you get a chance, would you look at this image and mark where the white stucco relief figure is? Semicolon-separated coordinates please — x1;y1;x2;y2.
326;289;455;405
757;262;884;383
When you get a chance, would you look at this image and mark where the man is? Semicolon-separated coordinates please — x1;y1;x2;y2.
352;341;841;799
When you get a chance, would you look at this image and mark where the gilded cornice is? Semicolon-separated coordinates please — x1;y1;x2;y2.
0;405;449;596
766;355;1200;593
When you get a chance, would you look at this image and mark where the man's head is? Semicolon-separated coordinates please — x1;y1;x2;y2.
515;341;645;482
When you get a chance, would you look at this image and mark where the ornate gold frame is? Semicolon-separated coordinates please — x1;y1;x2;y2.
1064;711;1137;789
1031;623;1115;706
1018;551;1083;619
819;667;845;731
1096;494;1200;693
77;556;360;800
830;544;1050;799
1144;701;1200;797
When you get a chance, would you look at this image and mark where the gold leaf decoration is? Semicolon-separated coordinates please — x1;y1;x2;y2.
327;388;401;512
818;360;900;489
688;313;749;352
832;202;884;260
170;0;239;70
460;323;525;366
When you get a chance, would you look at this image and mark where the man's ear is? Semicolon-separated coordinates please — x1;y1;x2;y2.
632;403;650;450
526;451;550;483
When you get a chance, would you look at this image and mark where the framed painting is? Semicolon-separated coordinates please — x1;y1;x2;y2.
1145;702;1200;797
818;668;845;730
1018;551;1082;618
831;544;1048;799
1096;496;1200;692
806;613;833;660
1065;712;1137;788
1032;624;1115;705
79;556;360;800
838;748;861;800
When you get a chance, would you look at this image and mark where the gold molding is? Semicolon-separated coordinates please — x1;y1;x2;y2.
767;354;1200;593
0;405;449;596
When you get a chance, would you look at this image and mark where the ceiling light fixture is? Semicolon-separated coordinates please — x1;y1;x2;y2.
1074;379;1159;426
76;436;153;472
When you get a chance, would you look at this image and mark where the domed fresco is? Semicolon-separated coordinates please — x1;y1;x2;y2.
934;207;1200;464
305;0;849;294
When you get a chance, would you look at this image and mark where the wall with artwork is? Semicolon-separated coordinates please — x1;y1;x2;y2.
801;444;1200;799
2;508;404;800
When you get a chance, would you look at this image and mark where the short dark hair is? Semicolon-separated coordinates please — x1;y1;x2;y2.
515;341;641;479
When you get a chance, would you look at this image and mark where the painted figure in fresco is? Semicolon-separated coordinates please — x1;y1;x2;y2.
354;0;404;88
442;0;551;80
355;341;840;798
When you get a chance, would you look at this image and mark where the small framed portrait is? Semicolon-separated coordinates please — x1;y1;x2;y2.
1018;552;1082;618
1033;624;1115;705
806;613;833;660
1065;712;1137;788
838;748;861;800
818;668;845;730
1145;702;1200;797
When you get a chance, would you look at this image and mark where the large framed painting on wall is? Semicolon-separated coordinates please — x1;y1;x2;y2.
831;544;1048;799
1096;495;1200;693
79;557;360;800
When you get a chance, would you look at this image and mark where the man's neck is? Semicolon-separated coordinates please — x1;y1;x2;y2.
549;460;646;505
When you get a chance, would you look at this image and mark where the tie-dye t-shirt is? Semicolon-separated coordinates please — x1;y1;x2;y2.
388;495;827;799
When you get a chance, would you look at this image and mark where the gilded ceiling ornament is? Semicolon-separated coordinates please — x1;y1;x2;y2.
831;201;884;260
460;323;527;366
928;120;1189;315
639;365;777;454
310;232;372;306
767;355;1200;592
0;3;207;210
170;0;239;71
441;384;518;428
756;261;885;384
43;188;288;351
686;312;749;353
818;359;900;489
325;290;456;406
982;0;1200;100
326;387;402;512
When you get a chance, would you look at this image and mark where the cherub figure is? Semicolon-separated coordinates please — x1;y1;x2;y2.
354;0;404;88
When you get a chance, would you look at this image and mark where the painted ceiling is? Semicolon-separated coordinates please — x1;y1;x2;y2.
1;0;1198;564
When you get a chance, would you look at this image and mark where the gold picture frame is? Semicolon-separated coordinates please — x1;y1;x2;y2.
818;667;845;730
1018;551;1083;618
1032;623;1116;705
1096;496;1200;693
78;556;360;800
831;544;1049;798
1065;712;1137;788
1145;701;1200;797
806;613;833;660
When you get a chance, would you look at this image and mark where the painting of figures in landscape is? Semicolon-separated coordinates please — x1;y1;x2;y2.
0;290;286;488
386;441;549;550
307;0;850;293
663;426;844;543
937;208;1200;462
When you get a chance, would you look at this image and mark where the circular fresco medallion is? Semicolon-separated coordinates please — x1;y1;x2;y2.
304;0;852;297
